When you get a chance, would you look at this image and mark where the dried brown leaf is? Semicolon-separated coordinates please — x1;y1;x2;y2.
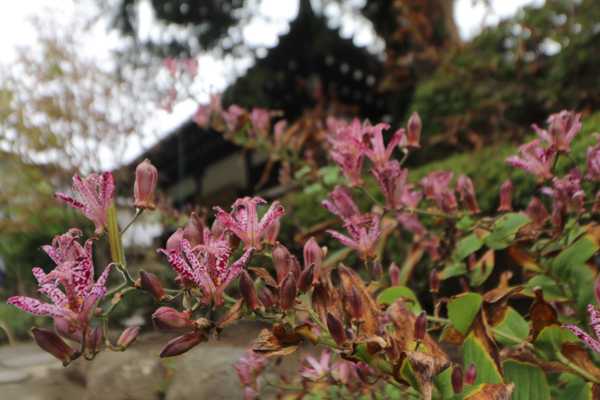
469;309;504;381
213;299;243;340
311;272;343;325
530;287;559;341
561;342;600;381
249;267;278;288
439;326;465;345
464;382;515;400
393;351;450;400
501;347;571;374
338;264;381;335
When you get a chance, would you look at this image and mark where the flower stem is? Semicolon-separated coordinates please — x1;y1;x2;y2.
106;281;129;297
357;186;385;209
408;208;461;221
120;208;143;235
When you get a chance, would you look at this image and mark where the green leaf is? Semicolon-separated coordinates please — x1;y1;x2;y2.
483;213;531;250
438;261;467;280
462;332;504;385
294;165;311;179
448;293;482;335
503;359;551;400
469;249;494;288
378;286;422;314
491;307;529;348
433;366;454;400
456;234;483;260
552;234;599;283
558;376;588;400
456;214;474;232
521;275;569;301
534;325;567;362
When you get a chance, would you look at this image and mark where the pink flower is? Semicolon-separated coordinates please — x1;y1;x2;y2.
233;349;267;387
182;58;198;77
455;174;480;215
55;172;115;237
505;139;554;183
586;134;600;181
407;112;422;148
301;350;332;380
527;197;549;229
498;178;514;212
325;118;368;188
163;56;179;76
249;109;270;140
540;168;585;214
221;104;248;132
7;229;111;332
400;184;423;209
322;185;369;226
563;304;600;355
191;104;213;127
533;110;581;154
420;170;454;199
396;213;427;237
327;213;388;260
362;123;405;170
214;197;285;251
159;235;253;308
371;160;408;212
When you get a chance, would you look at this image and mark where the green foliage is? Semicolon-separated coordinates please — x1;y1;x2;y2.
503;359;551;400
447;293;482;335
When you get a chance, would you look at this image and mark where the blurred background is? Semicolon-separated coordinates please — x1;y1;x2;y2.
1;0;599;397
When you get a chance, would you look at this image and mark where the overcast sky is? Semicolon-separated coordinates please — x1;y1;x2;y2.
0;0;545;165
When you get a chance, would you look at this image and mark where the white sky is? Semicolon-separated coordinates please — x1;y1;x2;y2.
0;0;546;166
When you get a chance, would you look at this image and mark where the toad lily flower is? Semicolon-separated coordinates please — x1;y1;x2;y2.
159;237;253;308
362;123;405;170
7;230;111;335
371;160;408;212
540;168;585;214
55;172;115;237
505;139;554;183
563;304;600;355
325;118;368;188
214;197;285;251
301;350;332;380
533;110;581;154
586;134;600;181
327;213;388;260
322;185;370;226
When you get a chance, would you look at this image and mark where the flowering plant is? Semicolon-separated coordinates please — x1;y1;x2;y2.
9;86;600;399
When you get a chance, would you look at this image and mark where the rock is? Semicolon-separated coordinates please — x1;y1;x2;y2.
0;368;30;384
85;350;166;400
166;346;264;400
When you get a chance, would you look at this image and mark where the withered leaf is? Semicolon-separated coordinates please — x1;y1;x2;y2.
337;264;381;335
311;272;344;325
501;347;571;374
253;322;319;358
468;309;504;381
214;299;243;340
249;267;278;287
393;351;450;400
529;287;559;341
388;298;448;359
561;342;600;381
253;328;301;358
464;382;515;400
439;326;465;345
482;287;523;318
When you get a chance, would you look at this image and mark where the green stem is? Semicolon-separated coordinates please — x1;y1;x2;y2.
307;309;329;335
357;186;385;209
120;208;143;235
409;209;461;221
106;281;129;297
426;315;451;325
265;380;303;391
98;287;135;318
555;350;600;384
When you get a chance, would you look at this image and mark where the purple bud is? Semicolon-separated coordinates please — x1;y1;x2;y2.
456;175;480;215
263;220;280;246
87;324;105;354
259;286;276;309
239;270;260;314
290;256;301;282
53;317;81;343
389;262;400;287
273;242;291;285
183;212;204;248
465;362;477;386
211;219;226;240
467;254;476;271
498;178;514;212
407;112;422;148
528;197;549;229
139;270;166;303
373;259;383;280
280;272;297;312
152;307;194;332
327;312;347;346
303;238;322;284
429;269;439;293
166;229;184;254
459;278;470;293
451;365;464;394
32;327;78;366
297;264;315;293
133;159;158;210
414;311;427;342
117;326;140;351
349;286;364;323
160;331;207;358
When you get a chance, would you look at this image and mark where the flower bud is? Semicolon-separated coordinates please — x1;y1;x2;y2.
297;264;315;293
166;229;183;254
528;197;549;229
459;278;470;293
373;260;383;280
263;220;280;246
593;191;600;214
303;238;322;284
183;212;204;248
407;112;422;148
133;159;158;210
389;262;400;287
498;178;514;212
429;269;440;293
53;316;81;343
160;331;207;358
451;365;464;394
87;323;105;354
327;312;347;346
349;286;364;323
259;286;276;309
239;270;260;314
290;256;301;283
273;242;291;285
280;272;297;312
211;219;226;240
385;336;399;362
414;311;427;342
152;307;194;332
139;270;167;303
32;327;78;366
117;326;140;351
465;362;477;386
456;175;480;214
